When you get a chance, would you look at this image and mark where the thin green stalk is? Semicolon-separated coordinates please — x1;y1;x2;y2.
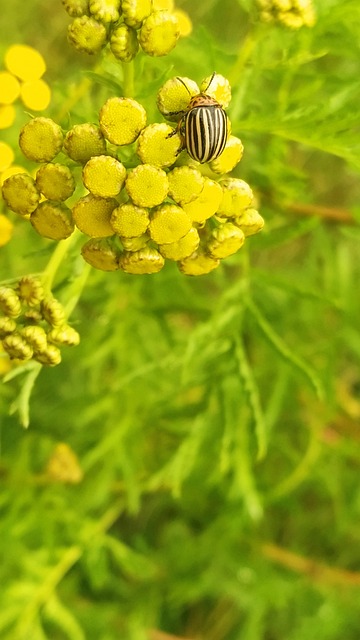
42;230;81;293
122;60;135;97
228;25;261;86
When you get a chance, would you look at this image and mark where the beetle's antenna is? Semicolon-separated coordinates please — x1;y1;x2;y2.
204;71;216;93
176;76;192;96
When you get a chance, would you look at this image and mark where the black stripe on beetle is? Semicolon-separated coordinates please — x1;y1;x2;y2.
167;74;228;164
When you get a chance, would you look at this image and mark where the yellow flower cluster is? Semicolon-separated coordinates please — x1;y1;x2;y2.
62;0;191;59
256;0;316;28
0;45;51;130
1;73;264;276
0;276;80;367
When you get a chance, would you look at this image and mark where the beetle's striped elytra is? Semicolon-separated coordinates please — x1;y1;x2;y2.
167;73;228;164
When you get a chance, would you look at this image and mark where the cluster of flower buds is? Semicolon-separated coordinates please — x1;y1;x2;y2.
62;0;191;59
256;0;315;28
0;45;51;130
1;73;264;276
0;276;80;366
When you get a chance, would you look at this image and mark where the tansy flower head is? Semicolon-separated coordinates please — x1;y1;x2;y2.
63;123;106;164
82;155;127;197
30;201;75;241
136;123;182;167
120;246;165;274
125;164;168;208
19;117;64;163
81;237;121;271
72;194;117;237
99;97;147;145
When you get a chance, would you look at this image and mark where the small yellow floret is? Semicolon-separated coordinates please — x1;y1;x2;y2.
149;204;192;244
19;117;64;163
99;97;147;145
157;77;199;120
110;203;150;237
72;194;117;237
217;178;254;217
0;71;21;104
136;123;181;168
0;165;28;186
82;155;127;197
182;178;223;223
178;249;220;276
0;104;16;129
81;237;121;271
120;247;165;274
2;173;40;216
68;16;108;54
159;226;200;261
174;9;192;37
5;45;46;81
209;136;244;175
139;10;180;57
200;73;231;108
167;166;205;204
30;201;75;240
0;142;15;173
110;24;139;61
122;0;152;28
206;222;245;259
233;208;265;236
36;163;75;201
125;164;168;207
20;79;51;111
63;123;106;164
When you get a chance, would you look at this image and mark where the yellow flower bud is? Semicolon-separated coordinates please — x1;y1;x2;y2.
206;222;245;259
5;45;46;81
19;117;64;163
64;123;106;164
0;287;22;317
36;163;75;201
125;164;168;207
2;173;41;216
0;214;13;246
47;325;80;346
82;155;126;197
136;123;181;167
167;166;205;204
233;208;265;237
0;316;17;338
159;226;200;261
68;16;108;54
209;136;244;175
174;9;192;37
81;237;121;270
2;333;33;360
0;104;16;130
20;79;51;111
0;71;21;104
17;276;44;307
122;0;152;28
120;246;165;274
178;249;220;276
110;24;139;62
99;97;147;145
139;10;180;57
120;234;149;251
110;202;150;237
61;0;90;17
72;194;117;237
41;297;66;327
217;178;254;218
20;325;48;351
200;73;231;108
0;165;28;187
0;141;15;173
34;343;62;366
182;178;223;223
31;201;75;240
149;203;192;244
89;0;121;23
157;77;199;121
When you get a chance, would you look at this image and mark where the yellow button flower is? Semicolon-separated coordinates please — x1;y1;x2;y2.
125;163;168;207
68;16;108;54
120;246;165;274
122;0;152;28
2;333;33;361
30;201;75;240
89;0;121;23
178;249;220;276
110;24;139;62
5;45;46;81
17;276;44;307
149;203;192;244
41;297;66;327
2;173;41;216
217;178;254;217
19;117;64;163
99;97;147;145
34;343;62;366
158;226;200;261
234;208;265;236
72;194;117;237
0;165;28;186
0;214;13;246
62;0;89;17
139;10;180;57
47;325;80;346
63;123;107;164
110;202;150;237
209;136;244;175
206;222;245;259
36;163;75;201
20;325;48;351
0;142;15;173
0;104;16;129
120;234;149;251
136;123;181;167
157;77;199;121
81;237;121;271
0;71;21;104
82;155;127;197
174;9;192;37
182;178;223;223
20;79;51;111
200;73;232;108
167;166;205;204
0;317;17;338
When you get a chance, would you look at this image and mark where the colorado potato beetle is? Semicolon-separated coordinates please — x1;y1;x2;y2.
168;73;228;164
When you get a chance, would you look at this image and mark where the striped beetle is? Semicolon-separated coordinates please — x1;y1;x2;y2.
167;73;228;164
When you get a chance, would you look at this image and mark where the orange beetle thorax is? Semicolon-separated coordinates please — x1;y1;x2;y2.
188;94;220;109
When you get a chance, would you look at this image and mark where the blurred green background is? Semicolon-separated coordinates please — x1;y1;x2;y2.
1;1;360;639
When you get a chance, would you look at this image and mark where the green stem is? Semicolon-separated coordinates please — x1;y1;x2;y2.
42;231;81;294
122;60;135;97
228;25;261;86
